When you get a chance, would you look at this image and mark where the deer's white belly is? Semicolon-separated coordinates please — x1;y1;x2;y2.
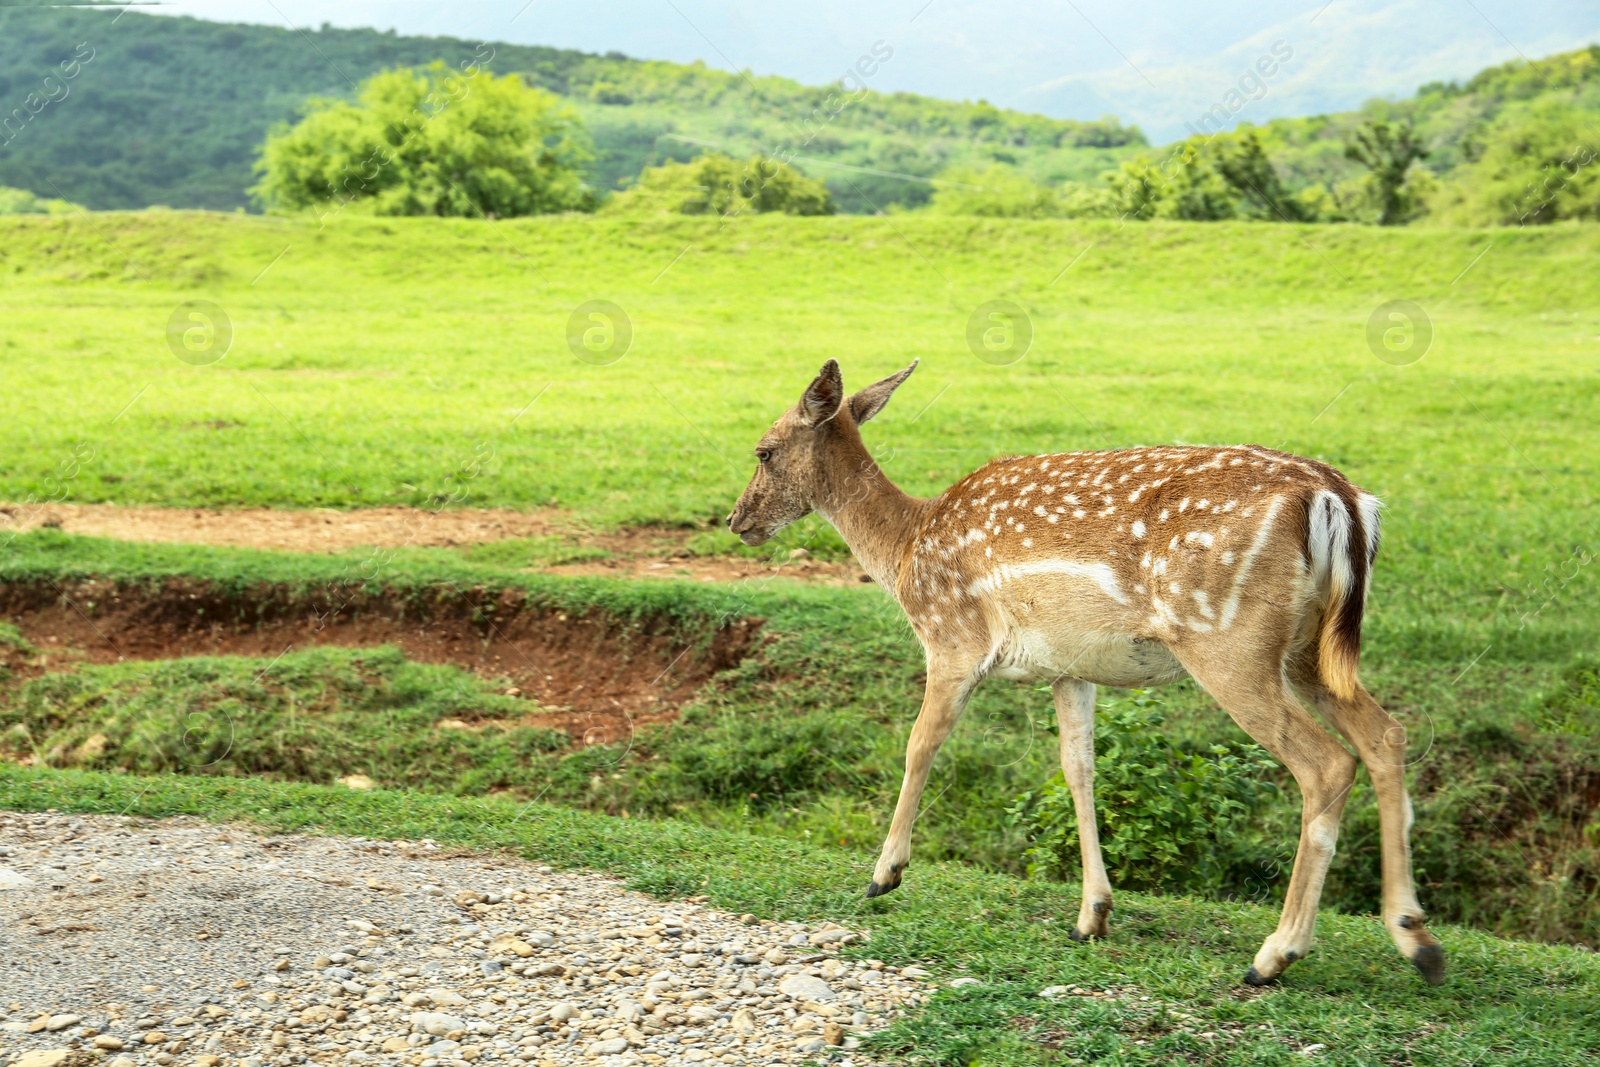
990;627;1187;688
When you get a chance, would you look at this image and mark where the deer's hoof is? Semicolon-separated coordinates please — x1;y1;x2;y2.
1068;926;1091;942
1242;966;1276;987
1412;944;1446;986
864;879;897;899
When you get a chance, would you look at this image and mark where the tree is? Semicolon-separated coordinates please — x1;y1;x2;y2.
1211;131;1316;222
605;153;834;216
1105;139;1238;221
1344;119;1429;225
1446;99;1597;225
253;62;595;218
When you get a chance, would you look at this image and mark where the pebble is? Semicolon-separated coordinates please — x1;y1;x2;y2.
1;811;930;1066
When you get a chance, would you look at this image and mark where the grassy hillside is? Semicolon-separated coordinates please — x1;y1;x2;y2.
0;6;1141;214
1240;45;1600;194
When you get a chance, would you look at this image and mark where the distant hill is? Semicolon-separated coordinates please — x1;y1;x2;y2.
0;7;1143;214
1245;44;1600;193
2;7;1593;218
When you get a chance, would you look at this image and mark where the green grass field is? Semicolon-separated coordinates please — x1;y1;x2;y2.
3;213;1597;617
2;212;1598;1063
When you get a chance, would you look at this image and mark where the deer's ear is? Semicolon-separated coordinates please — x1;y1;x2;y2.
799;359;845;426
848;359;918;424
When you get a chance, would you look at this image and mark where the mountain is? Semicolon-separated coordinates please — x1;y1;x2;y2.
1;5;1594;217
144;0;1600;143
0;6;1142;214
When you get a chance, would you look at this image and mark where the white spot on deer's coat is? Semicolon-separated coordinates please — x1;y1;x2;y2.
1132;520;1147;538
1185;531;1215;547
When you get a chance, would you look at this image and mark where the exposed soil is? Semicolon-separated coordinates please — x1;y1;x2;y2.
0;578;765;747
0;503;868;586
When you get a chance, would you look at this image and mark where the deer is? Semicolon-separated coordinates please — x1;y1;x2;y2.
727;359;1445;987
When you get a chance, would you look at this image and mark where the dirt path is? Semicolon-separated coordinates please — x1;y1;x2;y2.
0;505;866;587
1;811;930;1066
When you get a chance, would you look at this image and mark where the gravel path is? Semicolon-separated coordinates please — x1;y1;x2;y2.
1;812;931;1067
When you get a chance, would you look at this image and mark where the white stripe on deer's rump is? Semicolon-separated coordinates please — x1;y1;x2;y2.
1219;495;1285;629
967;559;1130;604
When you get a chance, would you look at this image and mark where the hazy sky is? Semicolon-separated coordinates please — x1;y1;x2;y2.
148;1;1600;139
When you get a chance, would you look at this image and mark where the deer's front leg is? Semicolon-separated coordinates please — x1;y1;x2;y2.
1052;678;1113;939
867;669;974;897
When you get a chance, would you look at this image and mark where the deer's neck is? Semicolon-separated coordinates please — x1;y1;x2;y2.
814;428;928;590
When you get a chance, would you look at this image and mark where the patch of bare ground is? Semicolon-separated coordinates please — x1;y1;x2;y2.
0;503;868;585
0;578;764;746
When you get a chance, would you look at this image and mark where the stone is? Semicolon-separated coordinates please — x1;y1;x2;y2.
548;1002;577;1023
824;1021;846;1045
94;1035;127;1050
0;866;35;890
490;935;536;957
142;1031;168;1044
425;987;469;1007
731;1008;756;1033
949;976;980;988
585;1037;629;1057
15;1052;71;1067
410;1011;468;1036
1038;985;1070;999
778;974;837;1003
44;1013;82;1031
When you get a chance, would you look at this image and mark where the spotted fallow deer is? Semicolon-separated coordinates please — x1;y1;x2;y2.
728;359;1445;986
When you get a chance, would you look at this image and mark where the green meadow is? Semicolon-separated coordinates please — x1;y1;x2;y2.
3;212;1597;598
2;212;1598;1062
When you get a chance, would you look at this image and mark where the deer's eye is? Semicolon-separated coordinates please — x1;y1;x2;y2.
755;448;773;464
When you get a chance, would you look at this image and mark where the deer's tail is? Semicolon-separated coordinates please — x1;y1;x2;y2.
1306;488;1381;701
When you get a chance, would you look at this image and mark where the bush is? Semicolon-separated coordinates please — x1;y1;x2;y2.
0;186;73;215
606;152;834;216
1439;99;1599;225
1008;691;1280;896
253;62;596;218
925;165;1121;219
0;646;569;793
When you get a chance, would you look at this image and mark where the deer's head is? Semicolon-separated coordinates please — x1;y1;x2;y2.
727;358;917;545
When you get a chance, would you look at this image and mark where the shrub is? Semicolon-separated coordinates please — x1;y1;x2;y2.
0;186;72;215
1008;691;1280;896
253;62;595;218
606;152;834;216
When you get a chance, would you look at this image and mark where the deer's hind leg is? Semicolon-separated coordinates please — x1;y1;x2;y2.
1295;673;1444;985
1176;642;1358;985
1052;678;1114;939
